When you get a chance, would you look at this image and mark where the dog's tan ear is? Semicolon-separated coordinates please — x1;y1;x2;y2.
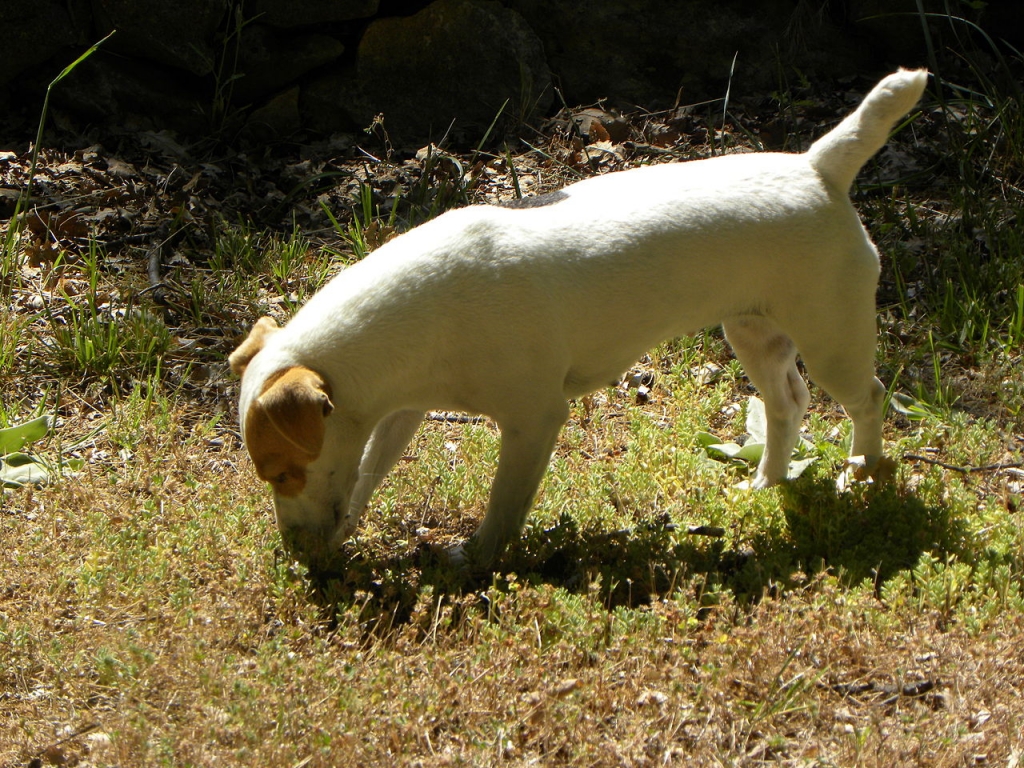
229;316;279;376
255;368;334;458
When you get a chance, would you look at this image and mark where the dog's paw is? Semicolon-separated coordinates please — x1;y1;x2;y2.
444;543;468;569
423;541;475;571
837;455;895;491
735;473;778;491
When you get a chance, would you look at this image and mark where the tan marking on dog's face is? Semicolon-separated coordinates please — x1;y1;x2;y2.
244;367;334;497
229;316;279;376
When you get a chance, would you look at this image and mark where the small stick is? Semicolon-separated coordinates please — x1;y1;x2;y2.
903;454;1024;474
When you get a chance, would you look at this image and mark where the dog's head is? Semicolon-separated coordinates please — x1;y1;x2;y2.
230;317;370;567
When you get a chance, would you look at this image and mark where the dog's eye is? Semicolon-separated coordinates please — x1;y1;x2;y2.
264;467;305;496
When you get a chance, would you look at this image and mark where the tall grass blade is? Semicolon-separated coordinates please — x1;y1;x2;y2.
24;31;116;209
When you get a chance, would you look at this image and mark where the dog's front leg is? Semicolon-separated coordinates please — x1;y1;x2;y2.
346;409;425;528
457;402;570;569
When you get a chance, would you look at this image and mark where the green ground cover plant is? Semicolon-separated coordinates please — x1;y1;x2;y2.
1;28;1023;768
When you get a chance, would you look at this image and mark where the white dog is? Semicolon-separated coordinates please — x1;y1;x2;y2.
230;69;928;570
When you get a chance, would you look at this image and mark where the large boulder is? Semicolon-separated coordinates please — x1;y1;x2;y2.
54;54;210;134
90;0;229;76
302;0;552;146
234;25;346;104
0;1;82;86
508;0;880;108
251;0;379;28
508;0;757;107
243;86;303;141
6;0;1000;146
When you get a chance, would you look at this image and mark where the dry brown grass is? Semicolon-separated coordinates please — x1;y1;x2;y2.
3;426;1023;767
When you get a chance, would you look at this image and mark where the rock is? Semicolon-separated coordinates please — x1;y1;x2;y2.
90;0;229;76
251;0;380;28
0;0;81;86
55;55;209;134
243;87;302;141
1;0;982;145
303;0;552;146
234;25;345;104
506;0;744;107
509;0;876;108
300;67;361;135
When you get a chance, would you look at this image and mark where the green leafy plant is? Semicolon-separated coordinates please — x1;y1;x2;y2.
697;396;818;481
40;244;170;381
0;414;82;488
203;5;259;140
890;391;944;422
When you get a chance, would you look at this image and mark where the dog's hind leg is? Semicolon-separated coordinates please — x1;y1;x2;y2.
724;316;811;488
461;400;570;568
793;310;886;473
347;409;425;523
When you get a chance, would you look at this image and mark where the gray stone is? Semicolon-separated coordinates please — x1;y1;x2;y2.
251;0;379;28
302;0;551;146
509;0;873;108
301;67;361;135
243;86;303;141
522;0;744;106
90;0;229;76
2;0;961;144
234;25;345;104
0;1;81;86
55;55;209;134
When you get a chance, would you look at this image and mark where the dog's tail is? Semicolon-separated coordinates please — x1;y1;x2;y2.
806;69;928;192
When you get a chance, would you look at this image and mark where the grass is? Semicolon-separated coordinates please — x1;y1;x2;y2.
2;44;1024;767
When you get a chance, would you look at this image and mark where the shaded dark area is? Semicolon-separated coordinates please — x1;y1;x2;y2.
2;0;1021;150
300;469;980;640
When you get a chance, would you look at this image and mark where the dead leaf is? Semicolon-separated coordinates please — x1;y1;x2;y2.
25;239;58;269
105;157;138;179
588;119;611;143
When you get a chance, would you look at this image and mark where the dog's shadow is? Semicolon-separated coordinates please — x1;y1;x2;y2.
302;477;971;636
